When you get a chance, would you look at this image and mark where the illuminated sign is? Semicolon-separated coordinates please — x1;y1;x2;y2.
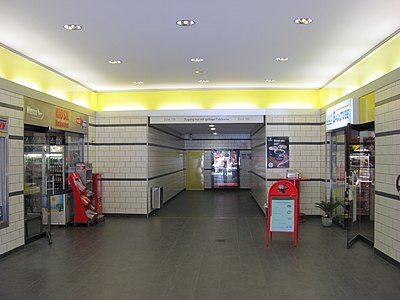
326;98;359;131
24;97;88;134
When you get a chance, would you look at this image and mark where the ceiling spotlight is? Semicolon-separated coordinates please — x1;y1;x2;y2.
294;17;313;25
133;81;143;84
198;79;209;83
63;24;82;31
265;79;276;83
195;70;205;74
108;60;122;64
176;19;195;26
213;132;218;135
209;124;215;127
191;58;204;62
275;57;288;62
210;127;216;131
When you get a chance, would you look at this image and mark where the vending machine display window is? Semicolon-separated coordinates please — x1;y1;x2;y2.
0;135;9;229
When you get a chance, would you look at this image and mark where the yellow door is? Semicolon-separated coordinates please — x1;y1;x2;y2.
186;151;204;190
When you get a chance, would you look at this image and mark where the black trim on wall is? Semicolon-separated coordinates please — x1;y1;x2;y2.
251;124;265;137
148;125;184;140
149;169;185;180
376;130;400;138
375;94;400;107
89;123;147;127
9;190;24;197
266;178;325;182
374;249;400;269
252;143;265;150
187;138;251;141
9;135;24;141
0;102;23;111
249;171;266;181
148;143;184;151
91;142;147;146
376;190;400;201
101;178;147;182
0;245;25;260
290;141;325;145
267;122;325;126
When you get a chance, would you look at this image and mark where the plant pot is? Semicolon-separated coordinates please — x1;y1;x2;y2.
321;216;333;227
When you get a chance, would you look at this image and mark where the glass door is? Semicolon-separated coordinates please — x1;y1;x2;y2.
329;130;346;227
211;150;239;188
346;122;375;248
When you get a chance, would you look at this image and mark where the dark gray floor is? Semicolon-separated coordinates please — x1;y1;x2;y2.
1;190;400;300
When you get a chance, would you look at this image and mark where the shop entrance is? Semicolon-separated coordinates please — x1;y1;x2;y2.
328;122;375;248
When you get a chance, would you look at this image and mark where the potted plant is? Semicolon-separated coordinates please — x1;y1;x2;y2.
314;200;341;227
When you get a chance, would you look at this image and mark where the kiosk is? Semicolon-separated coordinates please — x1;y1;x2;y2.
266;180;299;247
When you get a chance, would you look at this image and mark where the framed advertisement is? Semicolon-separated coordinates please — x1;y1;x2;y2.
267;136;289;168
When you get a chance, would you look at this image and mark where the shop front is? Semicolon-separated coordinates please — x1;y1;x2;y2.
23;97;88;243
326;98;375;248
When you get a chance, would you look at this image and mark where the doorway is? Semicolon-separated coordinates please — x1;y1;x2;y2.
186;151;204;190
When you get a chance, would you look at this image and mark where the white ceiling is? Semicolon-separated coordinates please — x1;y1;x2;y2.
1;0;400;93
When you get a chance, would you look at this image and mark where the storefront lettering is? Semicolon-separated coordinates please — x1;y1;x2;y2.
56;108;69;121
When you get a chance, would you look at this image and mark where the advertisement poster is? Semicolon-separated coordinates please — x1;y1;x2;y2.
270;198;295;232
267;136;289;168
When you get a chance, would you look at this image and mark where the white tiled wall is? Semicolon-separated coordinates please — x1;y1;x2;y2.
374;79;400;263
0;89;24;256
250;125;267;211
265;112;323;215
148;126;185;206
94;113;148;214
185;134;251;189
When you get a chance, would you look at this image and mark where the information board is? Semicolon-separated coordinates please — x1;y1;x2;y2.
270;198;295;232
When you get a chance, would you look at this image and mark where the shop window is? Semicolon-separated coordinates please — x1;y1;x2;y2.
0;136;9;229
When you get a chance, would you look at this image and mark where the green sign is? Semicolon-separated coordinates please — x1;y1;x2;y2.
24;97;88;134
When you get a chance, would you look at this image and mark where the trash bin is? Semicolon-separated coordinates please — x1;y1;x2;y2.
151;187;163;209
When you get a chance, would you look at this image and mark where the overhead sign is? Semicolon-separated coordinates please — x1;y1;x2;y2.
150;115;264;124
0;116;8;133
326;98;359;131
24;97;88;134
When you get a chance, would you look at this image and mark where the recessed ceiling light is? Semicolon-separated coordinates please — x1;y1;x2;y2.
63;24;82;31
133;81;143;84
209;124;215;127
213;132;218;135
210;127;216;131
198;79;209;83
176;19;195;26
108;60;122;64
294;17;313;25
191;58;204;62
265;79;276;83
275;57;288;62
195;70;205;74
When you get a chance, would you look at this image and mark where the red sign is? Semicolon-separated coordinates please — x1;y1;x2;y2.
266;180;299;247
0;117;8;132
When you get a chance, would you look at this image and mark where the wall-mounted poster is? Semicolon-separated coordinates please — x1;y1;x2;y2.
267;136;289;168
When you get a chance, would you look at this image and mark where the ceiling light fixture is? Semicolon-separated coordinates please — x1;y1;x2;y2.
176;19;195;26
213;132;218;135
63;24;82;31
133;81;143;84
195;70;205;74
191;58;204;62
294;17;313;25
275;57;288;62
108;60;122;64
265;79;276;83
198;79;209;83
210;127;216;131
209;124;215;127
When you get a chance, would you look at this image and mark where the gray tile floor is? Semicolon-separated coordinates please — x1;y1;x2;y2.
1;190;400;299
